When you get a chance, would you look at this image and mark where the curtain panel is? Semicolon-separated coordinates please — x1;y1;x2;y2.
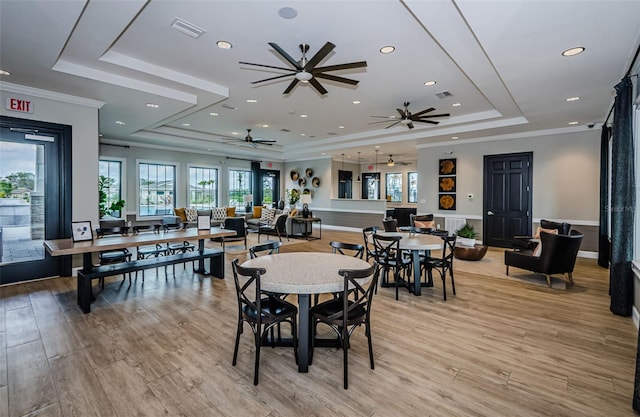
609;76;635;317
599;125;611;268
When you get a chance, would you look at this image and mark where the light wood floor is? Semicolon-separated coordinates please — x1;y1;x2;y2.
0;229;637;417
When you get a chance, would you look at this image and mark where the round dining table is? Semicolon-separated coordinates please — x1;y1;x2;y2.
242;251;371;372
374;231;443;295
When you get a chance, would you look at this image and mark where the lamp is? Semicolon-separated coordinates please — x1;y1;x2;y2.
356;151;361;182
339;153;346;182
300;194;312;218
374;149;380;181
243;194;253;213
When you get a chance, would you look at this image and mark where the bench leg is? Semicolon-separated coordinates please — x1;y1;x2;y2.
208;253;225;279
77;272;92;314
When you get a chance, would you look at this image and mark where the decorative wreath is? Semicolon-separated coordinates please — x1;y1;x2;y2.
440;194;455;209
439;177;455;191
440;159;455;175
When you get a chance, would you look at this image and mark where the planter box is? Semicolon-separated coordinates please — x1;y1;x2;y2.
457;236;476;247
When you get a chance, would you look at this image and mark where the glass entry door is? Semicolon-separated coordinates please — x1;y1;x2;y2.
0;117;71;284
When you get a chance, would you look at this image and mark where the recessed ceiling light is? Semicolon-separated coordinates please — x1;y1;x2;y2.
424;80;436;86
115;121;126;125
209;112;218;116
182;123;190;127
246;99;257;103
232;132;238;135
375;145;381;149
301;133;306;136
565;96;580;102
278;6;297;19
452;136;459;139
352;100;361;105
207;148;212;151
568;121;579;125
217;40;232;49
452;103;461;107
146;103;159;108
321;152;326;155
0;69;10;76
98;133;103;137
338;126;345;129
262;124;269;128
562;47;585;57
300;114;308;118
379;46;395;54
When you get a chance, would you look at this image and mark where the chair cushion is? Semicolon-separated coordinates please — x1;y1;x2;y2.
185;207;198;222
261;208;276;223
290;208;298;217
226;206;236;217
311;298;366;321
534;227;559;239
414;220;435;229
211;207;227;221
174;207;187;222
242;297;297;319
253;206;262;218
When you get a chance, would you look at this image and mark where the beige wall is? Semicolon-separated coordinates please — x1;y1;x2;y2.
0;85;100;225
417;130;601;223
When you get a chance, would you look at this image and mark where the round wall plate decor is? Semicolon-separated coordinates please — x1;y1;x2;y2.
312;177;320;188
298;177;307;187
290;170;299;181
305;168;313;178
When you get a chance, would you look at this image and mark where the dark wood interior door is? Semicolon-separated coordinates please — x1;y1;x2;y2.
483;152;532;248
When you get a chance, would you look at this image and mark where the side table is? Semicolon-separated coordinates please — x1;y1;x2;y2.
290;217;322;240
454;244;488;261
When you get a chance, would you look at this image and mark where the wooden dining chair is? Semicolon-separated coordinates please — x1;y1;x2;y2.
362;226;379;262
310;263;379;389
133;224;168;284
329;241;364;259
249;241;283;259
231;259;298;385
421;234;457;300
372;233;412;300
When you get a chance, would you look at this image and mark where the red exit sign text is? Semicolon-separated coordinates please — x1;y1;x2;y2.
5;97;33;113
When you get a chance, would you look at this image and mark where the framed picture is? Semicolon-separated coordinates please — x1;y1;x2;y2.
439;158;456;175
439;194;457;211
439;176;456;192
197;215;211;230
71;221;93;242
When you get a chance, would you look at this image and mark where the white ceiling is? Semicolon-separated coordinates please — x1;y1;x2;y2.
1;0;639;164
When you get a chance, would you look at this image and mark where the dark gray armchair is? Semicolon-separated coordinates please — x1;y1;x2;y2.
258;214;289;242
505;230;583;287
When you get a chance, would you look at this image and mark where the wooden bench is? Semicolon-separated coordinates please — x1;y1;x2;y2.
77;248;224;313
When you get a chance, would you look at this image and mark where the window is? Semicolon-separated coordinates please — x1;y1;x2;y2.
189;166;218;209
138;162;176;217
386;173;402;202
362;173;380;200
408;172;418;203
228;169;251;208
99;159;124;218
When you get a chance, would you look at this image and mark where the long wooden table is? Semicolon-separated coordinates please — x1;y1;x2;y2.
44;227;236;312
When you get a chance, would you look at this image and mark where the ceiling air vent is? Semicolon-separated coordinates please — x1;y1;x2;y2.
435;91;453;99
280;128;291;132
221;104;238;110
170;18;206;39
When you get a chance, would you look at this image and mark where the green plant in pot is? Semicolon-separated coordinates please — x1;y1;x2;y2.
99;175;126;218
455;223;478;247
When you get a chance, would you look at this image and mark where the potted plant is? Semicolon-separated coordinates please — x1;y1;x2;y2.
455;223;478;247
99;175;126;218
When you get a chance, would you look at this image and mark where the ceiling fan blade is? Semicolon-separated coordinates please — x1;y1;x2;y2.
415;113;450;119
313;73;359;85
314;61;368;72
385;120;402;129
283;78;300;94
251;73;295;84
408;122;415;129
253;140;276;144
368;119;396;125
410;107;436;118
304;42;336;70
396;108;406;118
309;77;328;95
370;116;398;119
268;43;303;70
239;61;296;72
414;120;440;125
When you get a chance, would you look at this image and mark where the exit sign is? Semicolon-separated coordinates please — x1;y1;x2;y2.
6;97;33;113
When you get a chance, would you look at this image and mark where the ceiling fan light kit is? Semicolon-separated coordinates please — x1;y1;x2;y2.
240;42;367;95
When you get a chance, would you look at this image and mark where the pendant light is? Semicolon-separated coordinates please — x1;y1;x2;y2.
339;153;346;182
356;151;361;182
374;149;380;181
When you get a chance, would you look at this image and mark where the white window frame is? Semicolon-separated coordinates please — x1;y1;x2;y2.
227;167;252;208
136;159;178;220
98;156;126;219
408;172;418;203
385;172;403;202
187;163;220;210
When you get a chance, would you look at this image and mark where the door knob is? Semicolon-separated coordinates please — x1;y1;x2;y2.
487;210;494;215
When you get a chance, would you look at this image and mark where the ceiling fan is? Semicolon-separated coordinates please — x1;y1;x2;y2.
222;129;276;148
370;102;450;129
387;155;412;166
240;42;367;95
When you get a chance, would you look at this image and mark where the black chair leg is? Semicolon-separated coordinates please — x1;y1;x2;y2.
253;329;261;385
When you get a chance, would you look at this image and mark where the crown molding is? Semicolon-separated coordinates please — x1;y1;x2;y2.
0;81;105;108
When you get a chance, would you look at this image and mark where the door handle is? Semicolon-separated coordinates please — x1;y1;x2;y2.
487;210;494;215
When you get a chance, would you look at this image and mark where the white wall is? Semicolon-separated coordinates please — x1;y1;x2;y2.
0;85;100;224
417;130;601;222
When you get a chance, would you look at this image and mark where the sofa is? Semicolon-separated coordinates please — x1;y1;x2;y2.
173;207;238;228
245;206;305;237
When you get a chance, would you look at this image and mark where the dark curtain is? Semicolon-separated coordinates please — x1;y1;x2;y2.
609;76;635;317
598;125;611;268
251;161;261;205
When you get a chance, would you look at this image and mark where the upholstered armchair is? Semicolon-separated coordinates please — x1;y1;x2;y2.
258;214;289;242
505;230;583;287
513;219;572;251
